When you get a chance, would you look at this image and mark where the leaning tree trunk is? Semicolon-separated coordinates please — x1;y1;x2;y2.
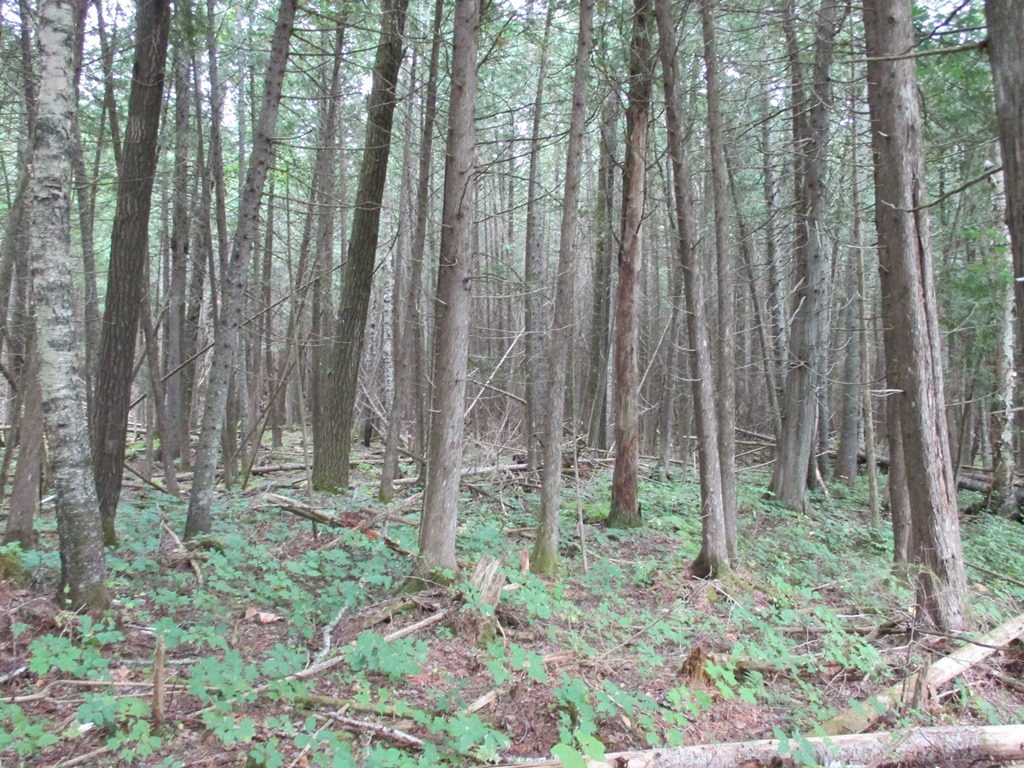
655;0;728;577
608;0;652;530
863;0;967;632
90;0;171;546
312;0;409;493
184;0;297;539
415;0;480;578
531;0;594;575
29;0;109;610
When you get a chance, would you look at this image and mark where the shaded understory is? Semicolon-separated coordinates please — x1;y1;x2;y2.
1;445;1023;766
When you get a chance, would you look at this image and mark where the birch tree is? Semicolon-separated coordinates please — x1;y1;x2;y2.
29;0;109;609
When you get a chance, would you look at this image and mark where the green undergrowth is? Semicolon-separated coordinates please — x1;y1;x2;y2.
1;469;1022;766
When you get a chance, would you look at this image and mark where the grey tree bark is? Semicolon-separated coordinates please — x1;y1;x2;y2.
583;95;618;450
864;0;967;631
30;0;109;610
771;0;845;512
416;0;480;577
655;0;728;577
522;4;554;474
700;0;737;561
531;0;594;575
983;0;1023;487
184;0;297;538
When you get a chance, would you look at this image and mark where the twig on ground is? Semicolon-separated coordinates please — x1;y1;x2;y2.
0;664;28;685
321;711;426;750
310;605;348;669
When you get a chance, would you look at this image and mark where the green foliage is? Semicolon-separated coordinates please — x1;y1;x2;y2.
0;703;61;758
346;631;427;682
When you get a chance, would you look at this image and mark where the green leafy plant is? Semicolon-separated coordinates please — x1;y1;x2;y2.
345;631;427;682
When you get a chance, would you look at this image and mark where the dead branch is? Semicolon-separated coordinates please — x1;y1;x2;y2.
261;493;413;557
493;724;1024;768
822;611;1024;735
321;711;425;750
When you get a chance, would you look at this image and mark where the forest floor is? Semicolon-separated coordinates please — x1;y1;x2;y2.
1;439;1023;767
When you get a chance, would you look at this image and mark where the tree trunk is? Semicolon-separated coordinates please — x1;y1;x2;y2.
655;0;727;577
5;337;43;548
90;0;171;546
522;4;554;474
984;0;1024;409
608;0;652;530
700;0;737;560
988;162;1016;515
863;0;967;632
166;40;191;467
312;0;409;493
771;0;844;512
309;25;345;488
405;0;444;472
30;0;109;610
184;0;297;539
583;95;618;450
834;251;861;484
380;51;416;503
531;0;594;575
416;0;479;577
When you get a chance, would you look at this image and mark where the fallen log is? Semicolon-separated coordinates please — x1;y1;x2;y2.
494;724;1024;768
821;611;1024;735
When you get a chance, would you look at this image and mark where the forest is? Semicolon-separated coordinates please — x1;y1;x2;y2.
1;0;1024;764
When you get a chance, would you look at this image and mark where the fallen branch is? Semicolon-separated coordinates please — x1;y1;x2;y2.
493;724;1024;768
321;711;425;750
262;493;412;557
821;611;1024;735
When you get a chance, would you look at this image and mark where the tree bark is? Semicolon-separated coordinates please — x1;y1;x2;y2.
531;0;594;575
984;0;1024;406
5;337;43;548
184;0;297;539
700;0;737;561
90;0;171;546
166;37;192;467
655;0;727;577
312;0;409;492
416;0;480;577
309;25;345;487
29;0;109;610
988;162;1016;516
494;725;1024;768
771;0;844;512
522;4;554;474
405;0;444;472
583;95;618;450
608;0;652;529
863;0;967;631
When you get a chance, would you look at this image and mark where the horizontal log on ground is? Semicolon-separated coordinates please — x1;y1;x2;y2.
494;724;1024;768
822;611;1024;735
